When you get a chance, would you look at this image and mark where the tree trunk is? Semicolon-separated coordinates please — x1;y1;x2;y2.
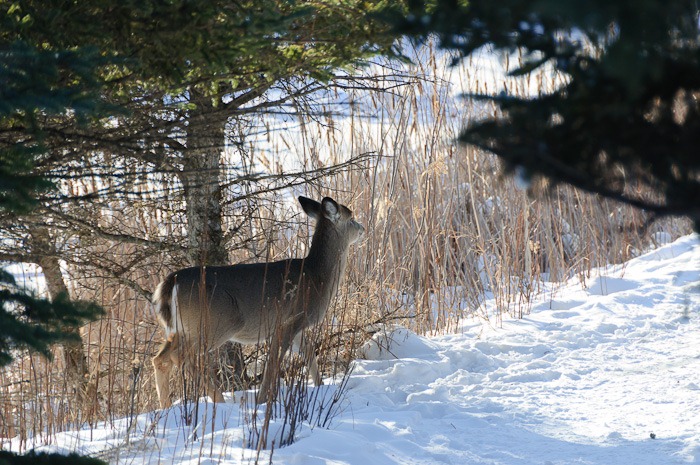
180;89;229;266
179;89;246;391
31;227;89;403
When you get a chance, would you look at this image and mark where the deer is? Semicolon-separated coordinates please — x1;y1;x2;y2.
151;196;364;407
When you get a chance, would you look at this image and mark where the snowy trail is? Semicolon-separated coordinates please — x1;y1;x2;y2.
325;235;700;465
7;235;700;464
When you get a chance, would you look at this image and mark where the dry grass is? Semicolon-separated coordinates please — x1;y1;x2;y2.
0;45;693;453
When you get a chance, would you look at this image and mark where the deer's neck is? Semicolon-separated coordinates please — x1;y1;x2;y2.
304;229;348;285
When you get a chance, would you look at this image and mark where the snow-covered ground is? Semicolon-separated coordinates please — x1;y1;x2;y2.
7;234;700;464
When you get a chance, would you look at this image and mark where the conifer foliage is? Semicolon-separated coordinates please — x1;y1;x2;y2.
0;40;106;465
0;2;394;459
0;41;105;366
394;0;700;230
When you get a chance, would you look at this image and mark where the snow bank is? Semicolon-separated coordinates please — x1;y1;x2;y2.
5;234;700;464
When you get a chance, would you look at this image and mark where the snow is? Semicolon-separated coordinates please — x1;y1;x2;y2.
2;262;47;296
6;234;700;464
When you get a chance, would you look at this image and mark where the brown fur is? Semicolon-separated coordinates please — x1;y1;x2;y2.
151;196;364;407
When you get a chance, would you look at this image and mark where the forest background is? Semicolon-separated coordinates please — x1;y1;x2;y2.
1;1;698;461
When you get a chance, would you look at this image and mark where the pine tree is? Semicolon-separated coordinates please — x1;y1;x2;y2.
0;42;106;465
1;0;398;401
0;41;105;364
393;0;700;230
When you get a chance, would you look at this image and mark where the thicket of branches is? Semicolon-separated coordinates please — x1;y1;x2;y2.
394;0;700;230
1;0;696;460
0;0;398;456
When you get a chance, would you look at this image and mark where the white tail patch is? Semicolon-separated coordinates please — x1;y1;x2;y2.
152;279;178;337
151;196;365;408
152;280;164;305
152;281;166;326
167;283;178;337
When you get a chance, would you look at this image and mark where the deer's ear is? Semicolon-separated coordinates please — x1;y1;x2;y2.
321;197;340;222
299;196;321;221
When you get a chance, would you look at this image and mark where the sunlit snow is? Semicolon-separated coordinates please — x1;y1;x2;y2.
6;234;700;464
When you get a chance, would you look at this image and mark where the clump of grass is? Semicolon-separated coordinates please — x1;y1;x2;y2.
0;43;692;457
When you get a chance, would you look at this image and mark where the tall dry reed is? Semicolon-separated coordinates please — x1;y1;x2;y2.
0;44;692;453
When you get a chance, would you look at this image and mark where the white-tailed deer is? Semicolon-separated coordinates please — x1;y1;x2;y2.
152;196;364;407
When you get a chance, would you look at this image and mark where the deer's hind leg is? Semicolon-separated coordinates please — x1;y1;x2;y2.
153;333;225;408
153;333;179;409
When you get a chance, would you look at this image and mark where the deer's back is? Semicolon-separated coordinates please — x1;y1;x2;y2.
168;259;328;347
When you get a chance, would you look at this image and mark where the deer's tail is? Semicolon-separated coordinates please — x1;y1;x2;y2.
153;273;177;335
